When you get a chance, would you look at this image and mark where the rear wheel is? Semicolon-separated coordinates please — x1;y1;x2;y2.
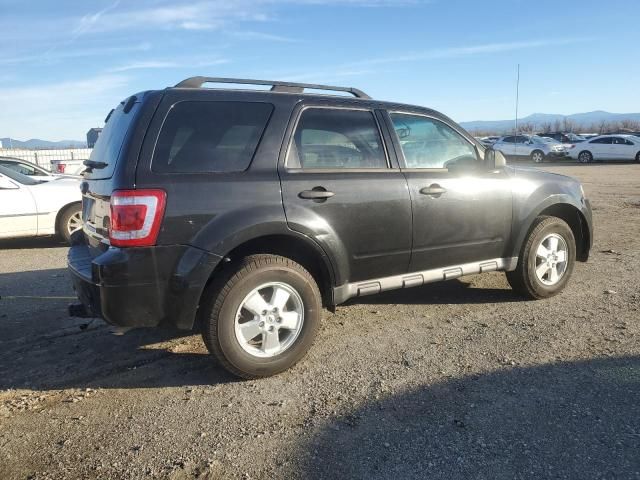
201;254;321;379
507;216;576;300
57;203;82;244
531;150;545;163
578;150;593;163
635;151;640;163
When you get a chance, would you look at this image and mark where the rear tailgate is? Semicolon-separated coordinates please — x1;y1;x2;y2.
81;97;143;254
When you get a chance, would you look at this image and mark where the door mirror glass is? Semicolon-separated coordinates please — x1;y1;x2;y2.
0;175;19;189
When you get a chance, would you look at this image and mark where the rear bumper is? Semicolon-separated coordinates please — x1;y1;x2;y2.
68;240;222;329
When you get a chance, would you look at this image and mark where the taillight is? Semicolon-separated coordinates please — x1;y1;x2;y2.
109;189;166;247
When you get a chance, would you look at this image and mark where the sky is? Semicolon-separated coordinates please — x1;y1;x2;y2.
1;0;638;141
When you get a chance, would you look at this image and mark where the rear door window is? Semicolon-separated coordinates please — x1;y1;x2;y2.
153;101;273;173
286;108;387;169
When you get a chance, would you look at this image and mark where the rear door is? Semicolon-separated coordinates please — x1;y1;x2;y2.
385;111;512;272
496;136;516;156
611;137;635;160
279;105;412;283
0;174;37;238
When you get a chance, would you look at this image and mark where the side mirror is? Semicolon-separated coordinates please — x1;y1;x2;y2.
485;148;507;169
0;175;19;190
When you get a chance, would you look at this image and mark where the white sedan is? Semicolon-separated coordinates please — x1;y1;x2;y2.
0;165;82;243
570;135;640;163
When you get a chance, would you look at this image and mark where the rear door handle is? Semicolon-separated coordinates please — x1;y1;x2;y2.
299;189;335;200
420;184;446;196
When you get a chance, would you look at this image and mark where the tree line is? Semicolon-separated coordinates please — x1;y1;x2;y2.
471;118;640;137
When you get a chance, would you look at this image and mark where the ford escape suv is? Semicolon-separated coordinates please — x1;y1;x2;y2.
68;76;593;379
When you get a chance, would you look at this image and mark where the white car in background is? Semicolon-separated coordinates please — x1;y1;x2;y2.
570;135;640;163
0;165;82;243
492;134;568;163
0;156;79;181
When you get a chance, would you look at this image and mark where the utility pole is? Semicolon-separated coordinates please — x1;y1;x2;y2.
514;64;520;136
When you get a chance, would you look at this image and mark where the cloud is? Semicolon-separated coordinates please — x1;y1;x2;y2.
0;43;152;66
353;38;591;67
0;75;130;140
108;58;228;73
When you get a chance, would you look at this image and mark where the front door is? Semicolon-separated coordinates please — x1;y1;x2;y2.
385;112;512;272
280;106;412;284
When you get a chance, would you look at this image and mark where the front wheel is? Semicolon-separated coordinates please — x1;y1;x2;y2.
201;254;322;379
578;150;593;163
506;216;576;300
531;150;545;163
58;203;82;244
635;151;640;163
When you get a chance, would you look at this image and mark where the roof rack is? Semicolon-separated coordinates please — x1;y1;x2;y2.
174;76;371;99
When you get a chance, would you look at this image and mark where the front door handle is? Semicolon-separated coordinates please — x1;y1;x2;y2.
299;188;335;200
420;184;446;197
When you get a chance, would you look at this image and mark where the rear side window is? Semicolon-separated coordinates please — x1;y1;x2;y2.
153;101;273;173
590;137;612;144
286;108;387;169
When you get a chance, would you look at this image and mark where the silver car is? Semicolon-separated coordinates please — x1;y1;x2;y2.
493;134;568;163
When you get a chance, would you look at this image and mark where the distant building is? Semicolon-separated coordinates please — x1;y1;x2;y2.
86;128;103;148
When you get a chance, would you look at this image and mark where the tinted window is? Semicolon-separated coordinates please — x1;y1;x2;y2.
390;114;477;169
590;137;612;144
612;137;634;145
0;165;44;185
153;101;273;173
514;136;529;144
286;108;387;169
502;136;515;143
87;100;140;180
0;160;42;176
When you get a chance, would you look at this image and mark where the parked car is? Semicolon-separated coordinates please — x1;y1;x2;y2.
492;134;568;162
537;132;586;144
68;77;592;379
50;159;87;175
0;156;79;181
569;135;640;163
0;165;82;243
475;136;500;147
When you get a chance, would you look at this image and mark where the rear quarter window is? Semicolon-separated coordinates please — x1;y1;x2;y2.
152;101;274;173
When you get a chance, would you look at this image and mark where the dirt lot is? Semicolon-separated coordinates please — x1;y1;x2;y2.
1;163;639;480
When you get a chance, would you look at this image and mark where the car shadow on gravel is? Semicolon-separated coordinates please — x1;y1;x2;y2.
0;236;67;250
346;279;522;306
0;267;235;391
297;356;640;479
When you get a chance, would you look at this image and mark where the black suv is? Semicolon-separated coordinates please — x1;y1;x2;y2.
68;77;593;378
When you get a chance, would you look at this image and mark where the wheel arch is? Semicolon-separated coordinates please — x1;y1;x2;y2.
513;201;591;263
203;233;337;310
54;201;82;235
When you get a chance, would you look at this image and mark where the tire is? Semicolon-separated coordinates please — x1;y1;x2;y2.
57;203;82;244
531;150;545;163
506;216;576;300
201;254;322;379
578;150;593;163
635;151;640;163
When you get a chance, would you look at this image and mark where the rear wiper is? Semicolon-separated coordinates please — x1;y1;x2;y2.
83;160;108;171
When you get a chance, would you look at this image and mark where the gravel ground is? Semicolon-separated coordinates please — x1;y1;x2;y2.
1;163;639;480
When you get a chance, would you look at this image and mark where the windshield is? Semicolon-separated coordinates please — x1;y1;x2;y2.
0;164;46;185
86;99;140;180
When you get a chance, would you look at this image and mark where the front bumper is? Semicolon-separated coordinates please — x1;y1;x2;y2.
548;150;569;158
68;240;222;329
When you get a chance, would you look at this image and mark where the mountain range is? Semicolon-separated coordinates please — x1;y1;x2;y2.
0;137;86;149
460;111;640;133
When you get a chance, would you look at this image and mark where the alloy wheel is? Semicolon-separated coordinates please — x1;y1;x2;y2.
66;211;83;236
534;233;569;286
234;282;304;358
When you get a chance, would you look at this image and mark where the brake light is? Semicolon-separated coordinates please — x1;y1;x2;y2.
109;189;166;247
